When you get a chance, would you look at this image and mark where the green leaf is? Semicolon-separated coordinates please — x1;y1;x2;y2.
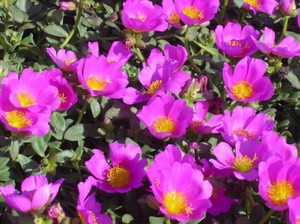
51;112;66;132
16;0;32;12
285;71;300;89
0;34;12;52
9;140;19;161
31;136;48;157
149;217;165;224
0;157;10;181
44;24;69;38
121;214;134;224
71;140;84;161
90;98;101;118
234;0;244;8
17;155;38;173
56;150;74;163
64;124;84;141
9;6;29;23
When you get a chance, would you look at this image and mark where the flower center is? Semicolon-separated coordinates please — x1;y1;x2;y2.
228;40;242;47
65;58;76;67
232;129;254;140
78;210;97;224
106;165;130;188
163;191;193;215
16;92;36;107
5;110;32;129
267;181;295;207
85;77;110;91
233;155;256;172
244;0;261;9
152;117;175;133
231;81;253;100
58;93;67;104
107;59;115;64
133;12;147;22
169;12;180;25
146;80;163;95
182;6;204;21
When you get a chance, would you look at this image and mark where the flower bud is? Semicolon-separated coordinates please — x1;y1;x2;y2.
59;1;76;11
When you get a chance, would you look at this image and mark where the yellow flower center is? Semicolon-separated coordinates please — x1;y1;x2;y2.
146;80;163;95
58;93;67;104
163;191;193;215
233;155;256;172
106;165;130;188
78;211;97;224
85;77;110;91
16;92;36;107
182;6;204;21
5;110;32;129
244;0;261;9
231;81;253;100
107;59;115;64
65;58;76;67
267;181;295;207
232;129;254;140
169;11;180;25
133;12;147;22
152;117;175;133
228;40;242;47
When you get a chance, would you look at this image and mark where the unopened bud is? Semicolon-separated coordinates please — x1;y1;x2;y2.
59;1;76;11
48;203;66;223
125;37;136;48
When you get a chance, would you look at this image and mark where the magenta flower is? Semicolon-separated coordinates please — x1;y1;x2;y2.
220;106;274;145
77;55;128;98
298;10;300;29
279;0;296;14
223;56;274;102
88;42;100;57
85;142;147;193
191;101;222;134
77;178;112;224
210;141;265;181
215;22;259;57
288;197;300;224
253;27;300;58
59;1;76;11
43;68;77;110
258;157;300;211
148;161;212;222
137;94;193;139
242;0;278;14
0;175;64;214
174;0;220;25
162;0;182;28
46;47;78;73
121;0;168;32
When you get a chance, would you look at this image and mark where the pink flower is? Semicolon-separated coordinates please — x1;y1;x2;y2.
85;142;147;193
77;55;128;98
288;197;300;224
253;27;300;58
298;10;300;29
191;101;222;134
59;1;76;11
242;0;278;14
220;106;274;145
215;22;259;57
46;47;78;73
137;94;193;139
258;157;300;211
43;69;77;110
210;141;266;181
121;0;168;32
174;0;220;25
279;0;296;14
223;56;274;102
0;175;64;214
77;178;112;224
162;0;182;28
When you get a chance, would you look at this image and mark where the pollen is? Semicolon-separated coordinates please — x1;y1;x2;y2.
58;93;67;104
267;180;295;207
107;59;115;64
86;77;110;91
244;0;261;9
88;211;97;224
65;58;76;67
228;40;242;47
169;11;180;25
163;191;193;216
182;6;204;21
5;110;32;129
152;117;175;133
233;155;256;172
232;129;254;140
16;92;36;107
106;165;130;188
133;12;147;22
146;80;163;95
231;81;253;100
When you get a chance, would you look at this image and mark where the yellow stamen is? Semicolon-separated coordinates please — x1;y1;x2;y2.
231;81;253;100
232;129;254;140
233;155;256;172
244;0;261;9
163;191;193;216
106;165;130;188
107;59;115;64
267;181;295;207
58;93;67;104
169;11;180;25
85;77;110;91
65;58;76;67
228;40;242;47
182;6;204;21
152;117;175;133
16;92;36;107
133;12;147;22
5;110;32;129
146;80;163;95
78;210;97;224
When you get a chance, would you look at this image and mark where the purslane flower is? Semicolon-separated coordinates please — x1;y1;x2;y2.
0;175;64;214
223;56;274;102
85;142;147;193
137;94;193;139
121;0;168;32
288;197;300;224
279;0;296;15
162;0;182;28
242;0;278;15
215;22;259;57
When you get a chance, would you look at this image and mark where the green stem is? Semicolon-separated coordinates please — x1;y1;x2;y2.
238;10;246;24
194;41;218;56
258;209;274;224
99;36;119;41
76;99;89;124
60;6;83;48
184;27;201;74
219;0;229;23
278;16;289;43
4;0;9;35
134;47;146;64
245;186;255;208
165;218;171;224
